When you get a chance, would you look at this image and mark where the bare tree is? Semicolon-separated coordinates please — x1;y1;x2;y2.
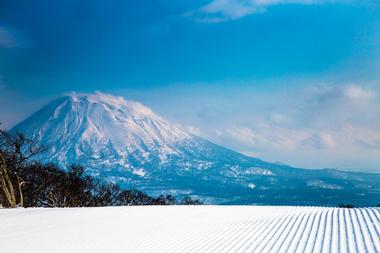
0;124;45;207
180;196;203;205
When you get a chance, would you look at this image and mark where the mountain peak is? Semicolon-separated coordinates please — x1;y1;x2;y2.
63;91;154;118
12;92;193;171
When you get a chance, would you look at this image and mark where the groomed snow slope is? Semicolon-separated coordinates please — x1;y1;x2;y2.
1;206;380;253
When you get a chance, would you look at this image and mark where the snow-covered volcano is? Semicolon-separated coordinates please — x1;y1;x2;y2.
12;92;380;206
12;92;253;190
14;92;193;175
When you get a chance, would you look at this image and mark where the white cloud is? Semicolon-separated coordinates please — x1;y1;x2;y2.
119;81;380;171
302;132;336;149
342;125;380;149
191;0;340;22
184;82;380;170
226;127;257;145
343;84;374;101
268;112;292;125
200;0;260;21
0;27;17;48
186;125;202;135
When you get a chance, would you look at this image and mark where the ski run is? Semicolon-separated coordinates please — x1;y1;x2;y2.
1;206;380;253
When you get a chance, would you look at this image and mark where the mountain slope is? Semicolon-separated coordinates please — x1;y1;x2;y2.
12;92;380;206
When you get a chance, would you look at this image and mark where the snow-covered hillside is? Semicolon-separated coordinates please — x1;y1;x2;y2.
12;92;193;173
11;92;380;206
1;206;380;253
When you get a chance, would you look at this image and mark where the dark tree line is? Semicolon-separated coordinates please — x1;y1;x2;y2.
0;125;202;208
338;204;355;208
12;163;201;207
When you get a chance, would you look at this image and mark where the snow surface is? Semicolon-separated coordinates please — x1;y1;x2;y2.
1;206;380;253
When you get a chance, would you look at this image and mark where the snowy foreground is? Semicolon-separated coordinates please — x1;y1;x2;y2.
1;206;380;253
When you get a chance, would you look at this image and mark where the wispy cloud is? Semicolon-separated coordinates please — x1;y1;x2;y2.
117;81;380;171
184;83;380;170
0;27;18;48
302;132;336;149
190;0;342;23
186;125;203;136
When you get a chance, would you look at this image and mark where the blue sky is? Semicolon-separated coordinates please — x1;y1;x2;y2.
1;0;380;171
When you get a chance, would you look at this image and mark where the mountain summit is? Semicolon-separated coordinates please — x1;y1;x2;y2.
12;92;380;205
14;92;192;174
